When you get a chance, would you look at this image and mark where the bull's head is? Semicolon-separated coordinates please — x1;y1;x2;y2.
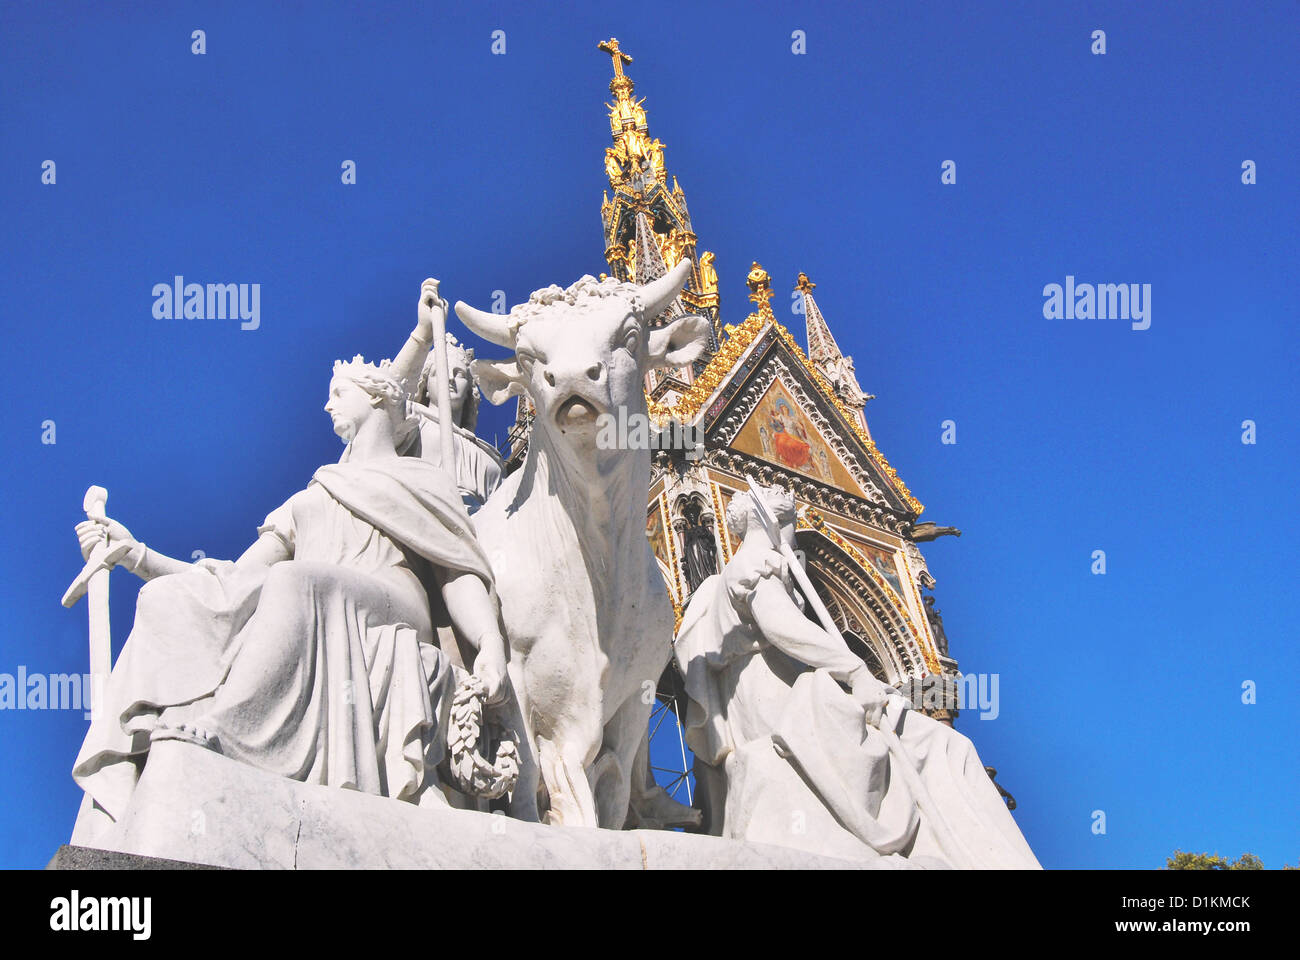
457;259;709;446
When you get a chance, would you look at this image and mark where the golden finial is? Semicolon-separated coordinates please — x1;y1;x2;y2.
795;271;816;293
746;261;773;304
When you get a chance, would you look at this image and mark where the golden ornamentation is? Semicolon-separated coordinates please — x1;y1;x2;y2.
645;310;767;423
698;251;718;294
602;38;918;514
598;37;633;78
746;261;773;304
709;480;733;564
768;315;924;515
660;491;683;601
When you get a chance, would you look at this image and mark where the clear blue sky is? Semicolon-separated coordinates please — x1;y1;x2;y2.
1;1;1295;869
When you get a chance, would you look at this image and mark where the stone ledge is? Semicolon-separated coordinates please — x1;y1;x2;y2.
47;845;226;870
79;741;906;870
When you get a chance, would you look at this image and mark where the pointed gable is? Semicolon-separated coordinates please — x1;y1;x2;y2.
647;268;924;518
731;377;868;497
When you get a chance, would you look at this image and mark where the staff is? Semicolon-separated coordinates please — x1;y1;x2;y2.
744;479;977;868
422;280;456;474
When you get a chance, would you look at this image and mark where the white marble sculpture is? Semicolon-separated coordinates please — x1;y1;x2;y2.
69;347;511;844
457;258;711;828
390;280;504;513
59;266;1043;871
674;483;1042;868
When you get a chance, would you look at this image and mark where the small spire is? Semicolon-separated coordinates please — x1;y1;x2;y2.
798;271;843;367
635;212;685;320
795;272;875;433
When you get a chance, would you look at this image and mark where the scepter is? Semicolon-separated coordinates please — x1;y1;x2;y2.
743;479;978;868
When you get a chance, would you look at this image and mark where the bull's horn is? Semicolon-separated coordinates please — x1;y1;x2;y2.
454;301;515;348
640;258;693;322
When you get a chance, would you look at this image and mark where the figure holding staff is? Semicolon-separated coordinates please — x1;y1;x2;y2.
673;483;1040;868
389;279;503;513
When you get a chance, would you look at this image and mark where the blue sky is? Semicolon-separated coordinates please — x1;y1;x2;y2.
1;1;1296;869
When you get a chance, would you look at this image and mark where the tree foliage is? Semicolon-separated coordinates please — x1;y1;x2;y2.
1165;850;1265;870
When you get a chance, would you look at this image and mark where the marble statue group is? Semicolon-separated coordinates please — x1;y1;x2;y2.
63;259;1040;868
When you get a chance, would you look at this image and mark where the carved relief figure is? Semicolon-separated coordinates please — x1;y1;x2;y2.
697;251;718;294
924;595;949;658
679;498;719;594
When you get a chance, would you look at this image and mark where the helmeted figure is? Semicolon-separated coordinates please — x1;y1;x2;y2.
674;485;1041;868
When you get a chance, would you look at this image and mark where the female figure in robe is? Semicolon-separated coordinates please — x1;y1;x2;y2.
71;353;509;844
674;486;1040;868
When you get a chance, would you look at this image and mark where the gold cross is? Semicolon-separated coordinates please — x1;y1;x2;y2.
598;38;633;77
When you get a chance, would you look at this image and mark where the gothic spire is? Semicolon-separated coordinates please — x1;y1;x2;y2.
597;37;721;393
798;272;843;367
795;272;874;435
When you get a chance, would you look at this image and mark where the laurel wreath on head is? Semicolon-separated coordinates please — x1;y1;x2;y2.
447;674;519;799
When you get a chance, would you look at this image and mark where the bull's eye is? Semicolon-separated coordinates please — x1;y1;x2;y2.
515;347;539;370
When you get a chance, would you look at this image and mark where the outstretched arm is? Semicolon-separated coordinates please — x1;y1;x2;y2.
77;518;290;582
750;572;903;717
77;517;188;581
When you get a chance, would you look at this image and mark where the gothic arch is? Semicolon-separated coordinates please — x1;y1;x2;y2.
796;528;929;684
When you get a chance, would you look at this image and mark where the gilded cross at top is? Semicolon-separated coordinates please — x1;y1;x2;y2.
598;38;633;77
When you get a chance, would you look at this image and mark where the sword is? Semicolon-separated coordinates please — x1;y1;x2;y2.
61;486;127;712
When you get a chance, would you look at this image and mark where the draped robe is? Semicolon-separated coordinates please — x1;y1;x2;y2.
72;457;494;826
674;550;1041;868
406;419;503;515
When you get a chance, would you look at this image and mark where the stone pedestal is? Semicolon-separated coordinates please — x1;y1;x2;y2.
72;741;912;870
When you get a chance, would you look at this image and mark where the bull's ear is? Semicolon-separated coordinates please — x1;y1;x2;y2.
471;358;526;406
647;314;711;369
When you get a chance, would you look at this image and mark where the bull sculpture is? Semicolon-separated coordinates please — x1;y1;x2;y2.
456;259;708;828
